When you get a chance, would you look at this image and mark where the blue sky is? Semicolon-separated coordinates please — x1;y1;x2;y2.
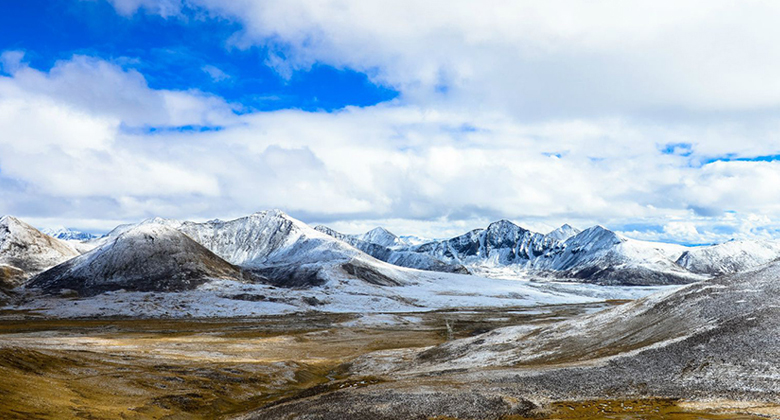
1;0;780;244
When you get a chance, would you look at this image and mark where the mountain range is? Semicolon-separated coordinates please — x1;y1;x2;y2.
1;210;779;308
319;219;768;285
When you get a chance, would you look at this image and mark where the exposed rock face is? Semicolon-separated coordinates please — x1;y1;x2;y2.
0;215;79;288
27;224;251;296
413;220;549;265
528;226;700;285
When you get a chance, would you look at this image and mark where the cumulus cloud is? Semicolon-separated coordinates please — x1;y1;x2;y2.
136;0;780;118
1;53;235;127
3;52;780;242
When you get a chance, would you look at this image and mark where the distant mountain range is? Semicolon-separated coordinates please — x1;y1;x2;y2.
2;210;779;303
39;227;100;242
318;219;778;286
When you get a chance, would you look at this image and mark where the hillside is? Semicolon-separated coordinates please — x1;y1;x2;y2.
0;216;79;288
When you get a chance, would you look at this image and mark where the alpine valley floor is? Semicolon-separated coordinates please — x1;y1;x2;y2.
1;299;778;419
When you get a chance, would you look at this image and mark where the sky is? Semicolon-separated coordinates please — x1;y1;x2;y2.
1;0;780;244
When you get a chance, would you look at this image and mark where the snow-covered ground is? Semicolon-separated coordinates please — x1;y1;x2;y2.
15;268;680;318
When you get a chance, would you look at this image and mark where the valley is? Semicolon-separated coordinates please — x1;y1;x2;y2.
1;302;776;419
2;211;780;419
0;304;607;419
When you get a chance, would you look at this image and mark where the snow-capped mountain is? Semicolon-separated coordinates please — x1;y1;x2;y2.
41;227;100;241
87;210;417;289
676;239;780;276
10;209;780;296
27;224;252;296
314;225;468;274
413;220;554;266
0;216;79;288
408;221;702;285
529;225;700;285
353;227;408;249
177;210;362;267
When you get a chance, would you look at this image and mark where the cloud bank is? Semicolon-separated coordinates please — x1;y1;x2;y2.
2;1;780;244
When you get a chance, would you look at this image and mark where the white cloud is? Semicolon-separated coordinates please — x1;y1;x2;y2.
159;0;780;115
6;2;780;244
1;53;235;127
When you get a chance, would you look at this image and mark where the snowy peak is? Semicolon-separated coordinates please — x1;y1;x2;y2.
545;224;580;242
564;225;623;254
356;227;406;248
484;219;529;249
178;209;359;267
27;224;248;296
410;221;704;285
0;215;79;287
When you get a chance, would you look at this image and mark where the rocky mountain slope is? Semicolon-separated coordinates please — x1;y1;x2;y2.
27;224;252;296
315;219;780;285
0;216;79;288
34;211;421;291
527;225;700;285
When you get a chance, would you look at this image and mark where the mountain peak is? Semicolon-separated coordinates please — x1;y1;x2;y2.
572;225;623;245
358;226;405;248
252;208;290;219
487;219;521;230
367;226;394;235
545;224;581;242
0;215;25;229
28;223;246;296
